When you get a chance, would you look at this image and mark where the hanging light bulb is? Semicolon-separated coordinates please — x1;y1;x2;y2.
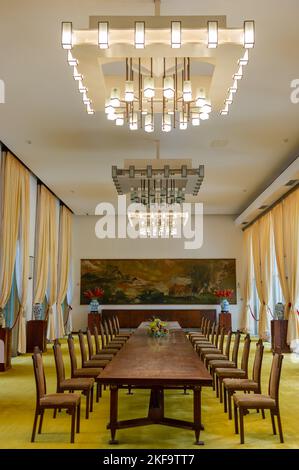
78;80;87;93
200;112;209;121
196;88;206;107
110;87;120;107
243;21;255;49
171;21;181;48
124;81;134;102
234;65;243;80
135;21;145;49
220;103;229;116
98;22;109;49
183;80;192;102
225;91;234;105
107;112;117;121
115;113;124;126
86;102;94;114
162;114;172;132
105;98;114;114
191;108;200;126
207;21;218;48
239;50;249;66
67;50;78;66
163;76;174;99
61;22;73;49
201;100;212;114
144;114;154;133
179;112;188;130
129;112;138;130
230;80;238;93
82;92;90;104
144;77;155;98
73;66;82;81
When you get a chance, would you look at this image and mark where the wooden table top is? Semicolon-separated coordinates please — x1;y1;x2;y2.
97;322;212;386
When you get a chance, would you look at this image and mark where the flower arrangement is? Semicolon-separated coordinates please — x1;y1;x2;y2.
214;289;234;300
148;317;169;337
83;287;104;301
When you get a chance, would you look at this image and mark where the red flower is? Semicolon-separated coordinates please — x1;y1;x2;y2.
84;287;104;299
214;289;234;299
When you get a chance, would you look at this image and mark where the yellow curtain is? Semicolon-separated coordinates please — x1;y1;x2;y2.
34;186;58;341
240;226;253;332
272;203;290;316
282;189;299;350
16;164;30;354
56;206;72;338
0;153;22;310
252;213;272;340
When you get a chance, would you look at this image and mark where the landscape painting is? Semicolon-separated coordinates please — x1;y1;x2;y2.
80;259;237;305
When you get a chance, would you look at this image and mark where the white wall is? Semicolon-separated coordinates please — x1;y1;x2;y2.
72;214;243;331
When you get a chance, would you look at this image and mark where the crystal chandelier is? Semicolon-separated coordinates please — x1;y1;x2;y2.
105;56;212;132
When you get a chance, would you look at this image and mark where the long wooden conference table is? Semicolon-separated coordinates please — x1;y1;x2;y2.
98;322;213;445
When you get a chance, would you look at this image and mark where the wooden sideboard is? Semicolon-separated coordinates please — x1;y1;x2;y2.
26;320;47;353
0;327;12;371
219;312;232;333
102;309;217;328
271;320;291;353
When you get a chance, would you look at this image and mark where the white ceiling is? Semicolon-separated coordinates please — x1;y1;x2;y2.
0;0;299;215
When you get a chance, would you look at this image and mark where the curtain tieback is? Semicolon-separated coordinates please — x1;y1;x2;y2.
248;304;259;322
11;306;24;330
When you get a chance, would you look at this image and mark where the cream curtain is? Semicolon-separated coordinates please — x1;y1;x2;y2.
282;189;299;351
34;185;58;341
15;167;30;354
272;203;290;315
252;213;272;340
240;226;253;332
56;206;72;338
0;152;30;353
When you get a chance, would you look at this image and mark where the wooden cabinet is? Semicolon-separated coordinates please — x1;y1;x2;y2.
271;320;291;353
26;320;47;353
88;313;102;334
219;312;232;333
0;327;12;371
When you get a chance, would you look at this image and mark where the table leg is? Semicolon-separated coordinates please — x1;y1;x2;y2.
109;385;119;444
193;386;204;445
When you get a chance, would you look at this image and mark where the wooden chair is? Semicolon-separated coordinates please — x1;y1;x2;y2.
233;353;284;444
112;315;131;338
209;331;241;394
198;326;224;357
196;323;220;352
204;329;233;371
94;325;119;355
102;321;123;349
78;330;110;368
194;322;216;346
191;319;211;345
86;328;114;361
107;318;127;343
31;349;80;443
67;335;104;402
189;317;207;340
215;334;251;403
53;342;94;419
223;339;264;419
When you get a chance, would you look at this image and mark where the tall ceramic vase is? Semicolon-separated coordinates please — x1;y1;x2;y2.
221;298;230;312
89;299;100;313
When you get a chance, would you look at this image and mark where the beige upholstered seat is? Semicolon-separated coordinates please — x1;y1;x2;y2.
53;342;94;419
223;339;264;420
31;349;80;443
233;353;284;444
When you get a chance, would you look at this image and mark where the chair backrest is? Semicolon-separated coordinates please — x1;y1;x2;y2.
112;316;119;335
224;329;232;358
32;350;47;401
78;330;88;366
268;353;284;401
231;331;241;366
115;315;120;332
201;317;208;335
252;339;264;384
218;327;225;352
213;324;220;348
107;318;115;338
99;323;107;347
86;328;95;359
204;320;211;338
53;343;66;390
67;334;78;375
93;326;101;354
200;316;205;330
209;322;216;343
240;334;251;376
103;320;111;342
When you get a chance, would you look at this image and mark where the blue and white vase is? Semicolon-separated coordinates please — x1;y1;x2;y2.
221;298;230;312
89;299;100;313
33;303;43;320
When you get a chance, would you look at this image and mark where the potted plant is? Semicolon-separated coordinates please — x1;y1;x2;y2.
84;287;104;314
214;289;234;313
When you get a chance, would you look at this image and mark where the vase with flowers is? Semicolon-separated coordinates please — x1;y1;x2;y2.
148;317;169;338
84;287;104;314
214;289;234;313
